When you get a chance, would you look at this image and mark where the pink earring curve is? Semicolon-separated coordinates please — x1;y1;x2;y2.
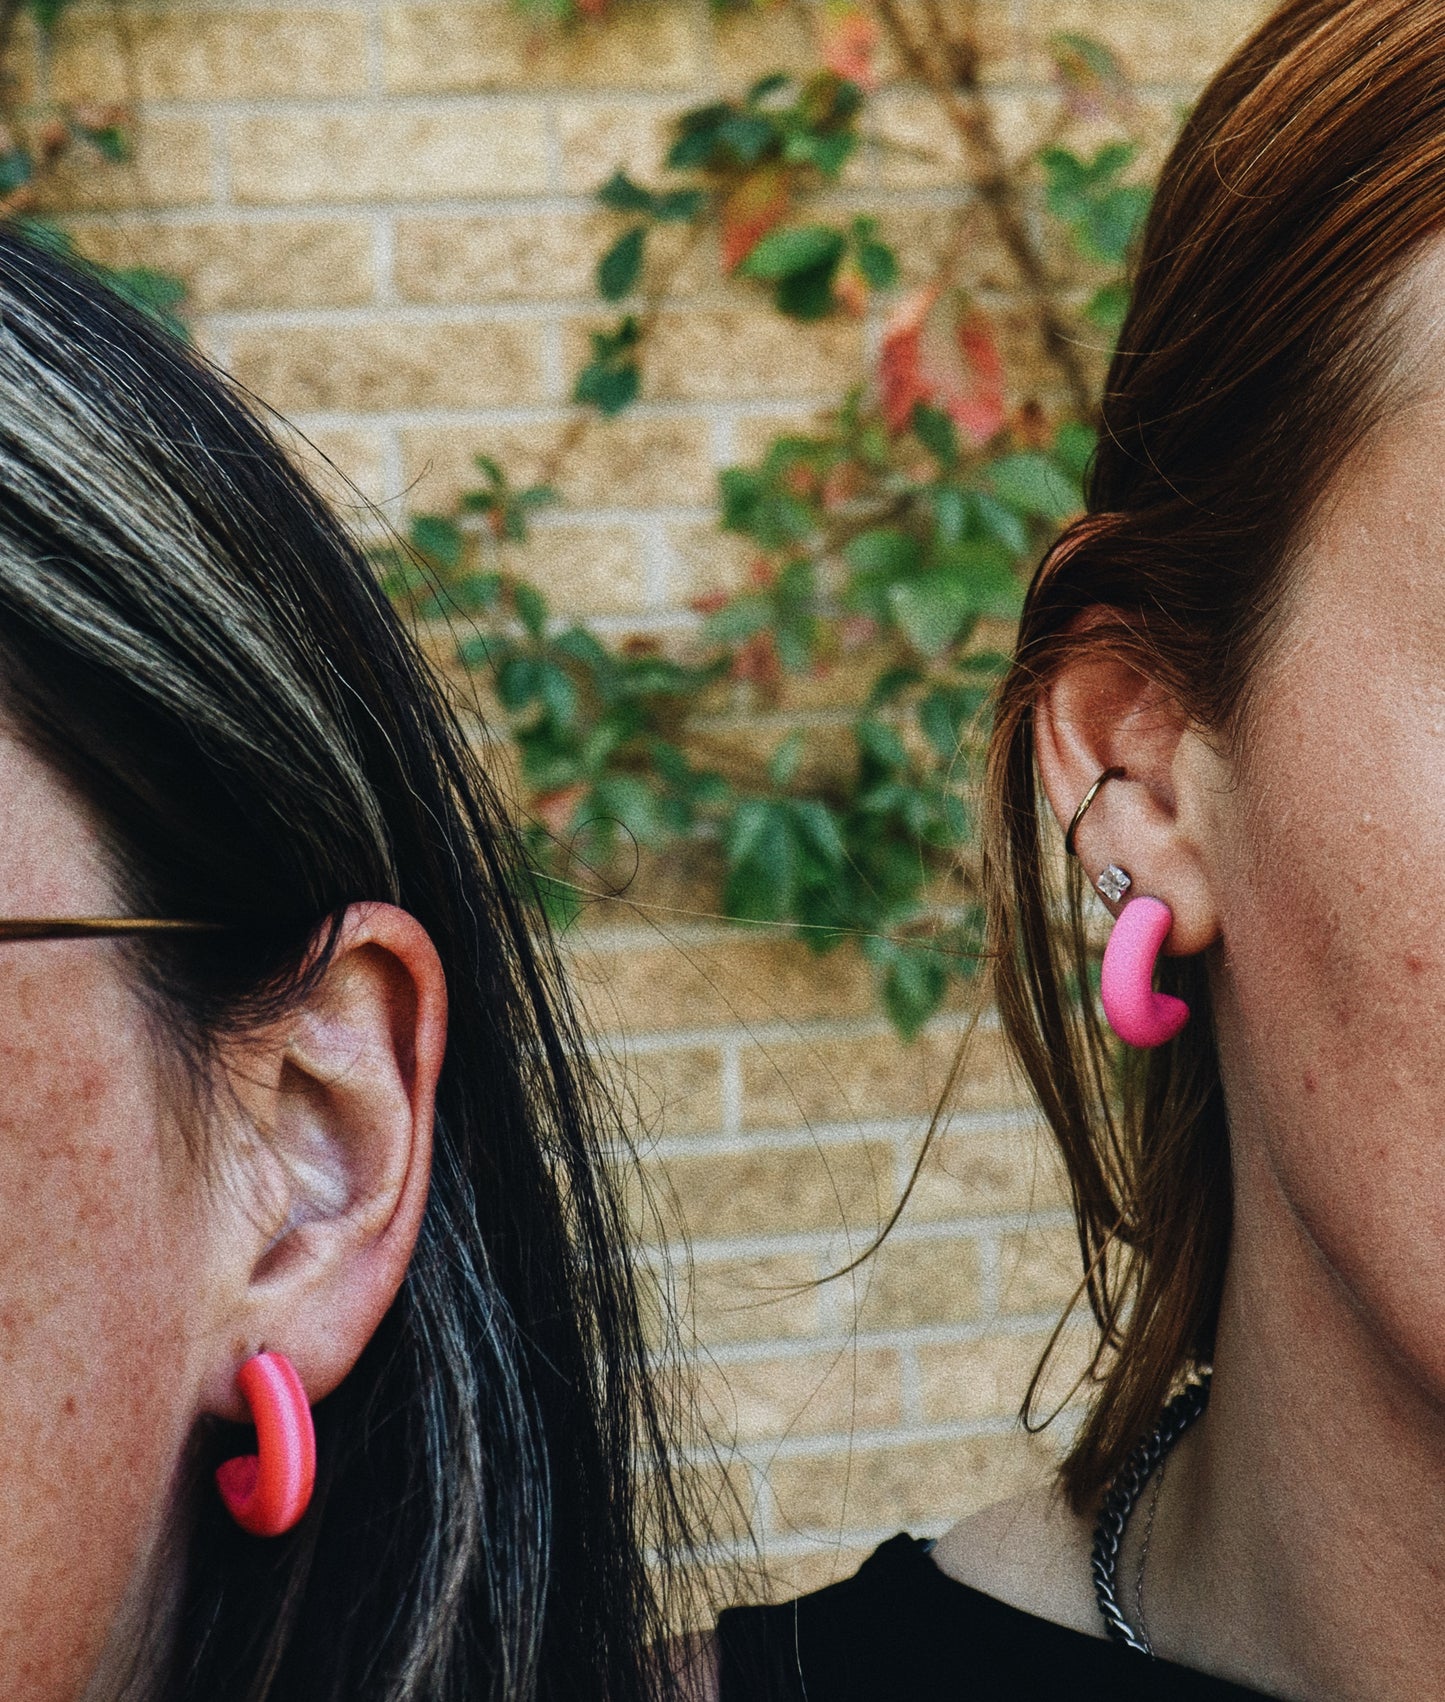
1100;894;1190;1049
215;1351;316;1537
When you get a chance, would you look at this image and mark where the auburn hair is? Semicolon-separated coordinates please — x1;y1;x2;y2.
985;0;1445;1509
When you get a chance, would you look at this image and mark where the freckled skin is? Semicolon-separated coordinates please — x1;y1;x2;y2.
0;733;216;1699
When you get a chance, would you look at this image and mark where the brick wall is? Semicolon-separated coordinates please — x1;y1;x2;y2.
41;0;1269;1600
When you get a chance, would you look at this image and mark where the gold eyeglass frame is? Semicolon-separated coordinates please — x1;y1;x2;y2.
0;918;227;941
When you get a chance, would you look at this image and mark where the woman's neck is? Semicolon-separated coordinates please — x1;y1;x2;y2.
1148;1137;1445;1701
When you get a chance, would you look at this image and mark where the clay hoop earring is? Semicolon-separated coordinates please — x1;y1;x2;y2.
1100;894;1190;1049
215;1351;316;1537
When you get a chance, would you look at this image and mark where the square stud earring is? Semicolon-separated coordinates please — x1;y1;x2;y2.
1097;864;1132;903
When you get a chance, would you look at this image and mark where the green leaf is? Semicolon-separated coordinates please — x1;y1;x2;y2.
554;626;610;670
857;718;907;768
410;513;462;571
911;402;958;465
27;0;70;30
774;258;841;320
589;775;665;846
1082;184;1151;264
514;580;549;638
574;356;640;416
792;798;846;868
933;541;1024;619
973;491;1029;555
725;806;798;920
725;797;774;865
716;111;777;165
702;593;770;646
537;663;579;728
842;527;924;579
989;451;1084;521
747;72;791;102
598;225;646;301
739;223;846;281
654;188;705;223
854;220;899;288
99;265;188;337
596;169;656;214
1084;279;1131;335
496;655;540;711
768;729;804;787
878;943;948;1040
889;573;978;654
1052;420;1097;483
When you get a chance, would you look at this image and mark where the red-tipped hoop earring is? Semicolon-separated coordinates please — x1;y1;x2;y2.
1065;766;1190;1050
215;1351;316;1536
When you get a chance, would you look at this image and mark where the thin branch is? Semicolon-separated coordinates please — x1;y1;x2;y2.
872;0;1095;417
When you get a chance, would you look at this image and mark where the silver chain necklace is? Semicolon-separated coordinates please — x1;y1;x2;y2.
1090;1373;1212;1653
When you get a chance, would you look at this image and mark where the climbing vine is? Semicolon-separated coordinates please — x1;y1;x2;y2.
0;0;186;331
379;1;1151;1039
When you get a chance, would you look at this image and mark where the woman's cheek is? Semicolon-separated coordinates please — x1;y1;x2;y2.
0;965;206;1700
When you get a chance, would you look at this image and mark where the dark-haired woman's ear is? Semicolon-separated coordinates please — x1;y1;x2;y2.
1033;631;1226;957
196;902;446;1422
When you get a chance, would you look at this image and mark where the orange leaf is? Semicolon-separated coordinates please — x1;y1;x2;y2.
719;163;792;272
817;2;881;91
877;286;1006;445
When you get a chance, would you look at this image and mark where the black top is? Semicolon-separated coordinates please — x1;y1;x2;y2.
716;1534;1274;1700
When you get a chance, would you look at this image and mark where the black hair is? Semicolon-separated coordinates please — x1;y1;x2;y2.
0;225;693;1701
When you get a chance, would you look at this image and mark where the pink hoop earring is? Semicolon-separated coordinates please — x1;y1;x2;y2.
215;1351;316;1537
1100;892;1190;1049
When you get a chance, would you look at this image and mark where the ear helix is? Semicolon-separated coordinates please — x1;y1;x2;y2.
215;1351;316;1537
1064;766;1190;1050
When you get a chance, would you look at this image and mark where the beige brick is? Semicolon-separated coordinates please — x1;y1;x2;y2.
905;1121;1071;1222
917;1320;1095;1424
872;202;1017;294
998;1220;1084;1318
873;90;969;190
769;1429;1061;1534
503;520;648;614
665;521;762;604
740;1023;1031;1131
686;1253;822;1346
570;842;726;930
227;319;547;413
395;209;711;304
40;116;212;212
743;1544;875;1603
71;218;374;311
635;1141;892;1244
846;1234;983;1332
52;9;367;101
581;935;876;1037
695;1345;901;1442
230;108;550;206
384;1;701;92
1021;0;1264;84
727;406;829;466
399;412;713;512
286;426;394;515
556;101;678;194
597;1042;724;1139
639;308;864;402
